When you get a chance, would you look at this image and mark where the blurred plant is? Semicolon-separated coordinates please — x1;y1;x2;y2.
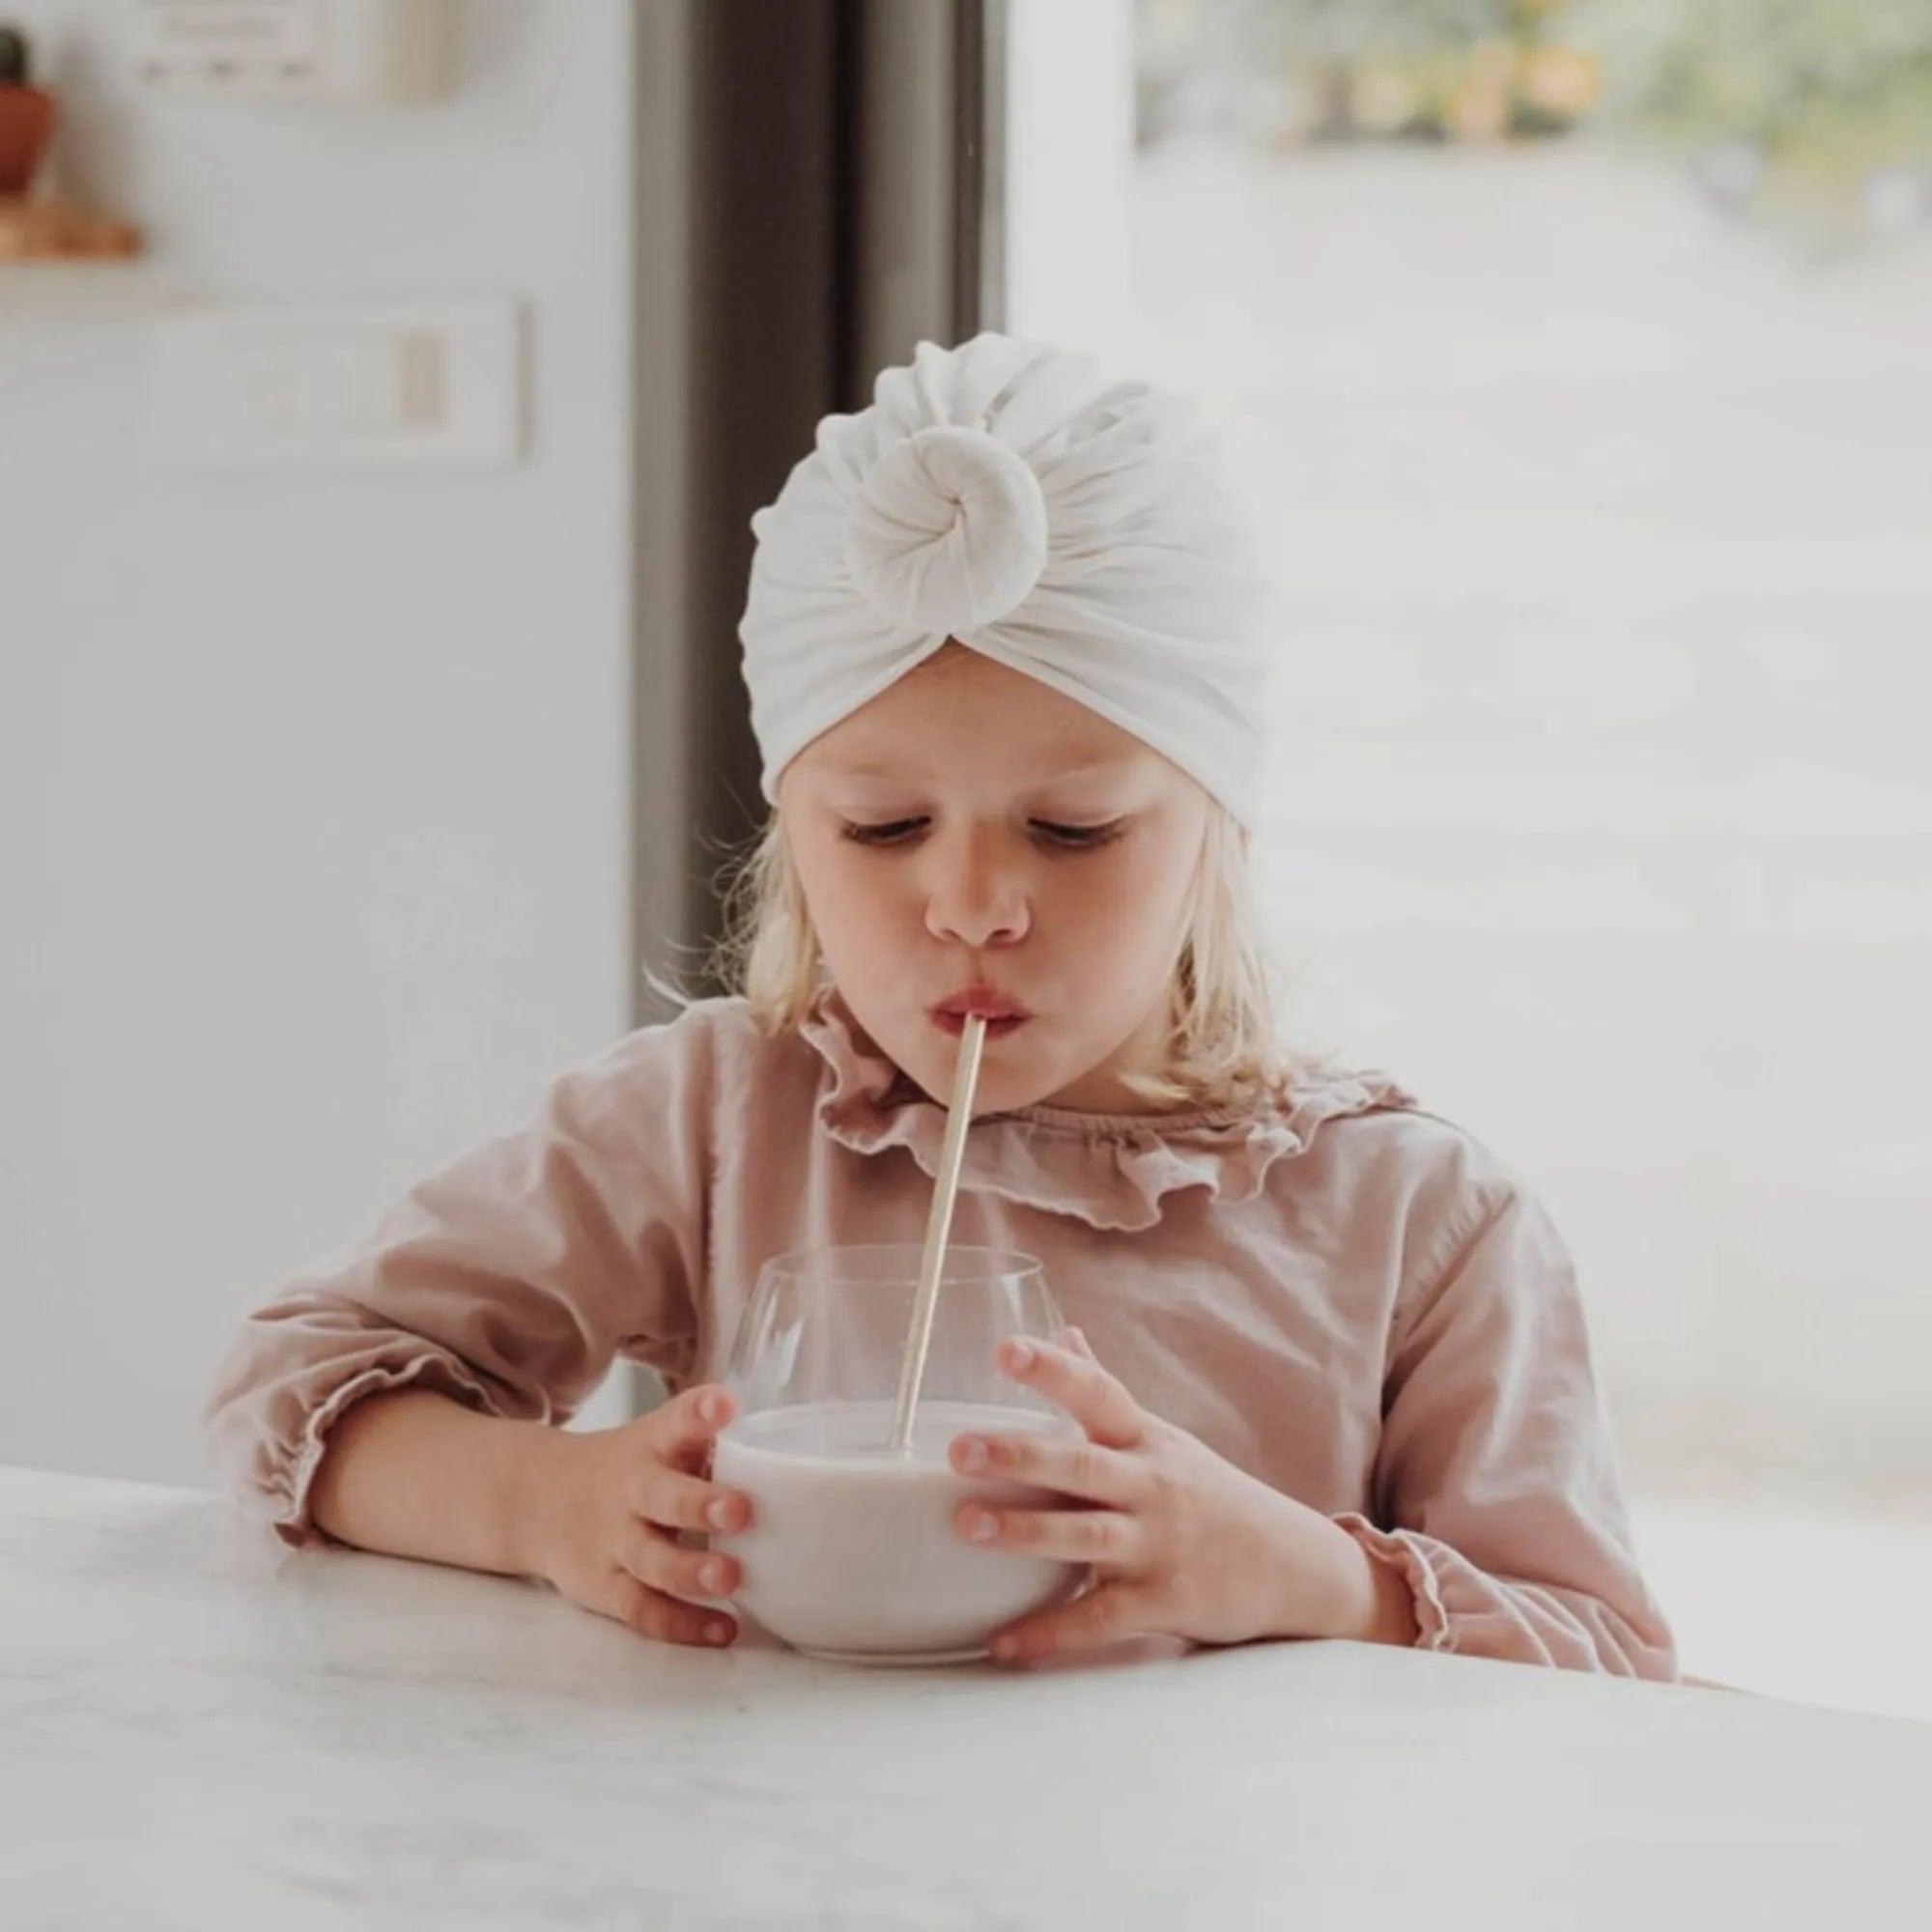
1136;0;1601;148
1137;0;1932;240
1560;0;1932;236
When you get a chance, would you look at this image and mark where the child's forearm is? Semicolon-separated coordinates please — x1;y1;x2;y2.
1343;1541;1423;1647
307;1387;566;1580
1300;1520;1422;1649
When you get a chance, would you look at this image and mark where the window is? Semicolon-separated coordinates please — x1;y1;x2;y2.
1003;0;1932;1716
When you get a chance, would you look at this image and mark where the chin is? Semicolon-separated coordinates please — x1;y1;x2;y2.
960;1060;1051;1115
891;1028;1055;1115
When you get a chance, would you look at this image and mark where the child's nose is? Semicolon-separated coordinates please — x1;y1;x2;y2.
923;848;1031;949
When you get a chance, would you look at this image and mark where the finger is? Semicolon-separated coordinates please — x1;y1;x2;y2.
949;1427;1143;1508
1057;1324;1097;1361
956;1502;1141;1567
647;1384;738;1465
602;1570;738;1650
988;1581;1158;1665
632;1464;754;1536
618;1518;743;1605
997;1338;1144;1449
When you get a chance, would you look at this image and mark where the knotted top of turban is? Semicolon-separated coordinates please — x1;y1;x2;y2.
738;331;1271;829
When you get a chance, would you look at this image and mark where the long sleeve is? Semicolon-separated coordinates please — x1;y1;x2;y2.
1331;1179;1678;1680
201;1009;720;1550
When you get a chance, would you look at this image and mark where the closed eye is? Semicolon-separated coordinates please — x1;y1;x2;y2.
1033;820;1126;849
840;817;927;846
838;818;1126;851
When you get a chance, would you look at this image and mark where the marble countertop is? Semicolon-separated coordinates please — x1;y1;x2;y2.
4;1463;1927;1930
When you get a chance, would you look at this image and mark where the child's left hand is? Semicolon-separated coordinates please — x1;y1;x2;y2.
950;1327;1416;1664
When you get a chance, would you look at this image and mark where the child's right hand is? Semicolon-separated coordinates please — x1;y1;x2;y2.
520;1383;752;1649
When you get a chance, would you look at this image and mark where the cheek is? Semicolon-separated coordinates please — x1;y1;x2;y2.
802;845;917;968
1058;846;1191;947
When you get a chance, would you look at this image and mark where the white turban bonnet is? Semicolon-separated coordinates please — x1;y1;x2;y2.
738;331;1271;829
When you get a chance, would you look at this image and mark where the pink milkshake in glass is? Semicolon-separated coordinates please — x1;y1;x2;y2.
711;1245;1086;1663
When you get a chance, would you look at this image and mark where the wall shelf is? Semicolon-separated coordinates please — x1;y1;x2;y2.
0;260;199;324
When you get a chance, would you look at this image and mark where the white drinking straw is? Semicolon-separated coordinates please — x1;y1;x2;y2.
889;1011;989;1455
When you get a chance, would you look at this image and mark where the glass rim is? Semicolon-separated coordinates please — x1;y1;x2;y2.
756;1242;1046;1287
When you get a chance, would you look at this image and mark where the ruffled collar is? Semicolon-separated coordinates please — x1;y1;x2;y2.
797;992;1413;1233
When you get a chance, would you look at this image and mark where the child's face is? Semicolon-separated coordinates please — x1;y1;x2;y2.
779;644;1211;1115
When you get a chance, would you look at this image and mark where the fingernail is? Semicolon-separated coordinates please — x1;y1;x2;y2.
698;1392;724;1424
957;1437;989;1473
706;1498;736;1531
705;1620;733;1646
966;1510;1000;1543
699;1560;729;1593
1005;1341;1035;1372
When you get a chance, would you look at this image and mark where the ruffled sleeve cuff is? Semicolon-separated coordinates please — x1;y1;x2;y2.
214;1341;513;1554
1328;1510;1676;1677
1329;1511;1457;1654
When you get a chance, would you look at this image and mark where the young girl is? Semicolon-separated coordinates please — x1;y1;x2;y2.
204;331;1677;1679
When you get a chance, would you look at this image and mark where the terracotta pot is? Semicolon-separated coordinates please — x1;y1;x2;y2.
0;24;57;197
0;86;56;194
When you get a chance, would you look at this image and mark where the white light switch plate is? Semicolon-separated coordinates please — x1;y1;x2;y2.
151;295;525;473
127;0;455;103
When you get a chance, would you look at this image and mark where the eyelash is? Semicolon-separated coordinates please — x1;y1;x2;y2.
839;818;1126;852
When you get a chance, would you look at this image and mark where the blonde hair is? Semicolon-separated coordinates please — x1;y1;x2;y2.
700;800;1292;1115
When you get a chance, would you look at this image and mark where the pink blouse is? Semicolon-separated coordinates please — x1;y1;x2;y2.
203;993;1678;1679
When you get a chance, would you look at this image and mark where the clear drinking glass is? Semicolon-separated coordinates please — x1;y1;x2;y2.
711;1244;1085;1664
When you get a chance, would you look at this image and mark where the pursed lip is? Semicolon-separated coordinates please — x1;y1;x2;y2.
930;1010;1031;1039
930;987;1032;1022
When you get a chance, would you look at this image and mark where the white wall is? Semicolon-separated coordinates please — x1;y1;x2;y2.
1;1;640;1484
1004;0;1134;363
